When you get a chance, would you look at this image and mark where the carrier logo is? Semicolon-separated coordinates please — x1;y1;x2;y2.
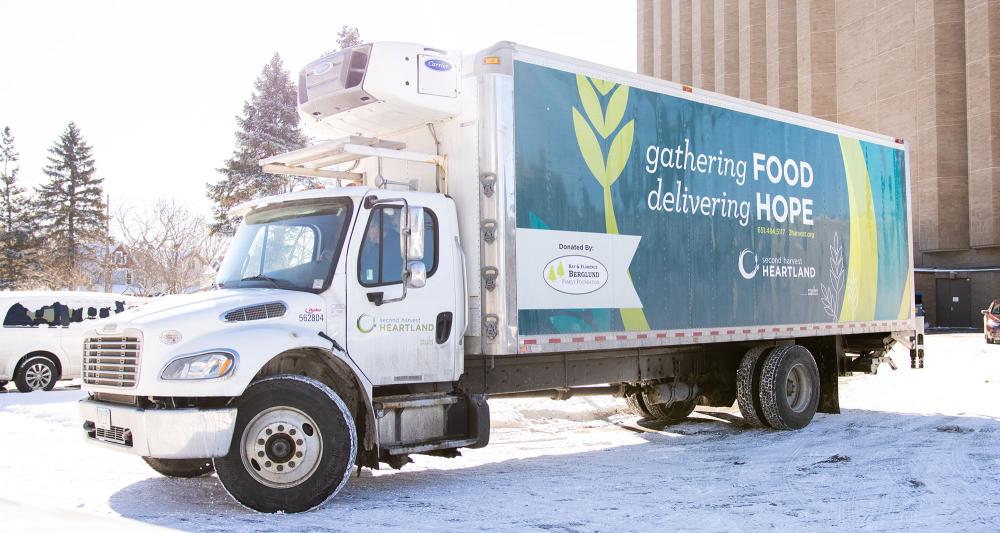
310;61;333;76
738;249;760;279
543;255;608;294
424;58;452;72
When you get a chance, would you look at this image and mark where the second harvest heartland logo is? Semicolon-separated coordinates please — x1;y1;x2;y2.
356;314;434;334
543;255;608;295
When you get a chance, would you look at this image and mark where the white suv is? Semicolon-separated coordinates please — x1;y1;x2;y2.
0;292;142;392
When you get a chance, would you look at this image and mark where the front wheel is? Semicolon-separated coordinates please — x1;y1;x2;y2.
143;457;215;478
214;375;357;513
15;355;59;392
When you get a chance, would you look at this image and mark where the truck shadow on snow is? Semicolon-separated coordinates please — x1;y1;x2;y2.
106;408;1000;530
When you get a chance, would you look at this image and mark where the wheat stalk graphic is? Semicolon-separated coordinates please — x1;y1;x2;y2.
571;74;649;330
820;232;846;320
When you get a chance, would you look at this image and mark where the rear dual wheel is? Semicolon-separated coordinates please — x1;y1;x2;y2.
737;345;820;430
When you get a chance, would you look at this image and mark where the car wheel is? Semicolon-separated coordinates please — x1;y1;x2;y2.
14;355;59;393
143;457;215;478
214;375;357;513
758;345;821;430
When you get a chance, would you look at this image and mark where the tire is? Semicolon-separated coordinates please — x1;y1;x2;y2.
14;355;59;393
143;457;215;478
214;375;357;513
736;346;771;428
758;345;821;430
625;392;655;418
647;399;697;424
639;389;698;424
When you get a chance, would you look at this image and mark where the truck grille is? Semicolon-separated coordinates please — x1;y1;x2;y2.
94;425;132;447
83;336;141;388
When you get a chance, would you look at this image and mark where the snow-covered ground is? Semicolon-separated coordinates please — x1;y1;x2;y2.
1;333;998;531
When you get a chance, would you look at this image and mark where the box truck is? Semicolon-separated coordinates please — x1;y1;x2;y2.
78;42;923;512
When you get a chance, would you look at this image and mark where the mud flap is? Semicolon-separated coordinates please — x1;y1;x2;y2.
467;393;490;448
799;336;842;414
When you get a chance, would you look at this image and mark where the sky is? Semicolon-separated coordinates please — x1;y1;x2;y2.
0;0;637;218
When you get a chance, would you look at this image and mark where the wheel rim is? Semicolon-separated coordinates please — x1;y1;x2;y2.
24;363;52;390
784;363;812;413
240;406;323;488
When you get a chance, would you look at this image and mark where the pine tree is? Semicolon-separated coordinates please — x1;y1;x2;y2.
0;126;37;289
35;122;108;288
337;26;362;49
207;53;309;235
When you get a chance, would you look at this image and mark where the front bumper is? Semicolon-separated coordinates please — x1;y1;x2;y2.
79;399;238;459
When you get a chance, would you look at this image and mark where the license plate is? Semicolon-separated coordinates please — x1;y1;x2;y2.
96;407;111;430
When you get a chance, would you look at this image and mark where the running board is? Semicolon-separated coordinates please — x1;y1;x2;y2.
385;438;478;456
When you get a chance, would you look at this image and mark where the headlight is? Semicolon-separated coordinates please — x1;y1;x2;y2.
161;352;236;380
988;319;1000;328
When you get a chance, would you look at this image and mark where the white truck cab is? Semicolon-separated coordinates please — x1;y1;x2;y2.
80;41;921;513
80;185;474;512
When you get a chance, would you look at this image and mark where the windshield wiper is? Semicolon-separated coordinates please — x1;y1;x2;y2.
239;275;286;289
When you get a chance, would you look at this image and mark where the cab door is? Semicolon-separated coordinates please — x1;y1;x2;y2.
344;194;459;386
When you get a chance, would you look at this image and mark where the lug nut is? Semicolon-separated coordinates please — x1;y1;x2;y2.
277;425;284;432
257;451;264;458
296;451;303;458
289;461;296;468
258;438;264;445
265;461;272;468
289;429;296;435
277;465;284;472
265;429;272;435
296;439;303;445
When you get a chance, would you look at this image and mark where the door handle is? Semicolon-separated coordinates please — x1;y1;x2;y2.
367;292;384;306
435;312;453;344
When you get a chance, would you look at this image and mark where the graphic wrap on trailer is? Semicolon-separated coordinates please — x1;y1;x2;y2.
513;61;911;337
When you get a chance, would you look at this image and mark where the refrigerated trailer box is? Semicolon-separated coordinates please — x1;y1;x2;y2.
79;41;922;513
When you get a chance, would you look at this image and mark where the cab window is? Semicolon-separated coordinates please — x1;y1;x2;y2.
358;207;437;287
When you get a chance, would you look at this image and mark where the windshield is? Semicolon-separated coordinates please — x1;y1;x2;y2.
217;199;352;292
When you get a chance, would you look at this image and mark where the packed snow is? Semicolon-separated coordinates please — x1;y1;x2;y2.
1;333;998;531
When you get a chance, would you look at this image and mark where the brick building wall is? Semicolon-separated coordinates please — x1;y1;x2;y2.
638;0;1000;327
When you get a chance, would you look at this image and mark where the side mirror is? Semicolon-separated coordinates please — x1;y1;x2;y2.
401;207;425;261
406;260;427;288
983;309;989;315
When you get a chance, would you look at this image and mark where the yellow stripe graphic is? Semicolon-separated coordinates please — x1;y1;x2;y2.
838;137;879;322
897;274;912;320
